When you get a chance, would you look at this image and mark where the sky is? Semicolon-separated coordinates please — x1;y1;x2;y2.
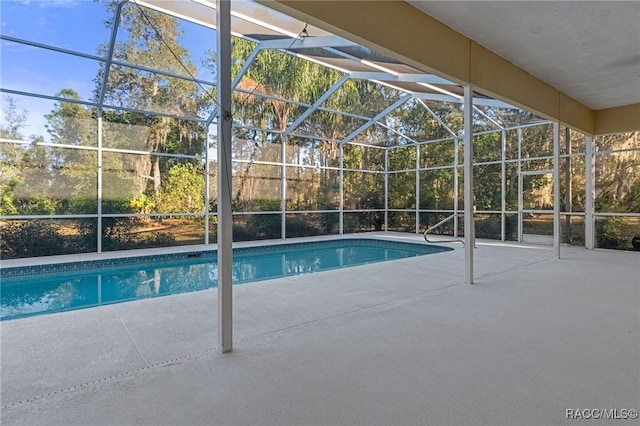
1;0;218;141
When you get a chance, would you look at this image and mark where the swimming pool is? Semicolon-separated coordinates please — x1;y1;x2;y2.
0;238;451;320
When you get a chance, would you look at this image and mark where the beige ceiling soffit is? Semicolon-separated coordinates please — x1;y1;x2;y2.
559;93;595;135
594;104;640;135
260;0;470;84
469;42;558;123
264;1;611;135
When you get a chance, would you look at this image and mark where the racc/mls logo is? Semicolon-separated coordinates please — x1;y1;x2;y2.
565;408;638;420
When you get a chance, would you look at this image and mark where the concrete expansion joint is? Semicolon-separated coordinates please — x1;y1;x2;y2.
475;255;557;282
1;347;224;410
237;282;468;346
0;365;149;410
235;310;358;345
114;305;150;368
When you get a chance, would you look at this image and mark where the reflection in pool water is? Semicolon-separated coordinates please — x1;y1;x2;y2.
1;240;451;320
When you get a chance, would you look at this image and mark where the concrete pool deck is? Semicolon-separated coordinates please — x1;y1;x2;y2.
1;233;639;425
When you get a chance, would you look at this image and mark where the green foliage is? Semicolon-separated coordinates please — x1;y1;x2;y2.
419;169;455;210
1;221;64;258
473;164;502;210
388;212;415;232
388;146;416;171
235;213;281;241
1;220;96;259
389;99;455;141
285;216;321;238
130;193;154;214
596;217;625;249
344;212;385;233
0;96;28;139
594;217;639;250
388;172;416;209
474;216;502;239
156;163;205;213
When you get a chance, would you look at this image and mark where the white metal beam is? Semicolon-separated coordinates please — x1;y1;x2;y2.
463;86;475;284
500;130;506;241
97;115;103;254
377;122;420;146
384;149;389;231
415;144;421;233
97;0;126;109
349;72;455;86
206;45;262;126
454;137;459;237
281;140;287;239
217;0;233;354
339;143;344;234
473;105;504;130
417;99;458;138
283;74;350;136
232;45;262;88
341;95;411;144
413;92;513;109
258;35;357;50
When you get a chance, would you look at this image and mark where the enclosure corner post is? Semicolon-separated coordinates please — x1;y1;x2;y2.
463;86;475;284
339;143;344;235
97;113;103;254
384;149;389;232
553;121;560;259
584;135;595;249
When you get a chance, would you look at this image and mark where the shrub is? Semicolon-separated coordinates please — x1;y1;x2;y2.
0;220;96;259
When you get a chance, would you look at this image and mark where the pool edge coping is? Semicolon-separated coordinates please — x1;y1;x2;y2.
1;236;453;278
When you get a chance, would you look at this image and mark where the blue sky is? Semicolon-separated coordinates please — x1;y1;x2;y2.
1;0;218;140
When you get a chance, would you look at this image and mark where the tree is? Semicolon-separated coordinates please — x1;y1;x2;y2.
595;132;640;213
44;89;98;213
0;96;28;214
0;96;28;139
97;1;205;195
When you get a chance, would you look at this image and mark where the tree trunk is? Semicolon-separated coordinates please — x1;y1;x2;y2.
153;155;161;193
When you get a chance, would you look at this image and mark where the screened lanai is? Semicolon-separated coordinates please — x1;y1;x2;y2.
3;0;637;264
1;2;639;423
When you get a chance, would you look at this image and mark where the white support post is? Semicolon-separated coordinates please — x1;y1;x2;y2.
500;130;506;241
339;144;344;235
463;86;474;284
585;135;595;249
204;126;211;245
517;128;523;242
216;0;233;354
281;139;287;239
553;122;560;258
453;138;459;237
97;114;103;254
564;127;572;244
384;149;389;232
415;144;420;234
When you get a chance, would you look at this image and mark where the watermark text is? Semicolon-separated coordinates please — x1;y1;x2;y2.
566;408;638;420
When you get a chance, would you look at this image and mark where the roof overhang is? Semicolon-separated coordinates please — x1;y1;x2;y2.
260;0;640;135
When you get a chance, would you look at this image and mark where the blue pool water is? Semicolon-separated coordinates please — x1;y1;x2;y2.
0;239;451;320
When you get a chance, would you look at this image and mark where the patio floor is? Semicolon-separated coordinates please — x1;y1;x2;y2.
1;233;638;425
